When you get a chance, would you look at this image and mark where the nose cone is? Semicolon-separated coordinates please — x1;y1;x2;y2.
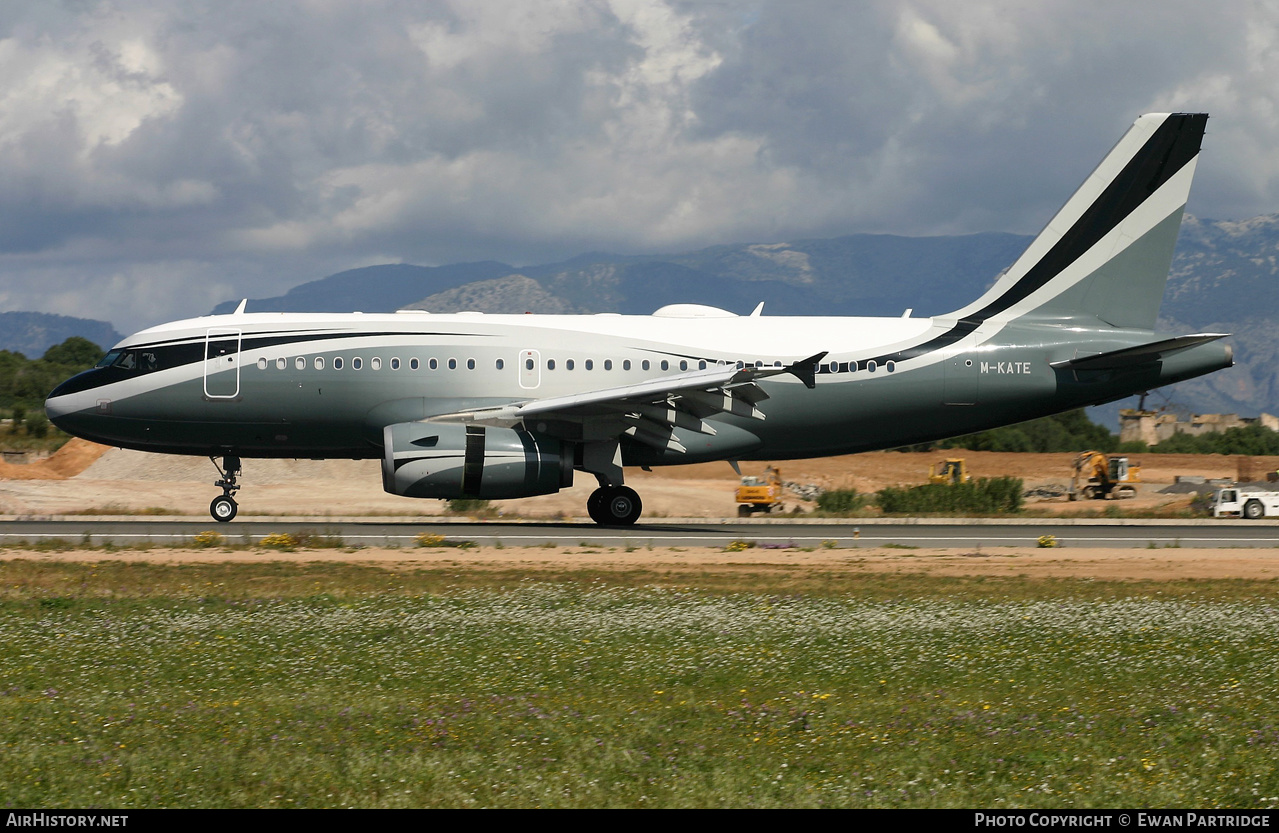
45;369;105;435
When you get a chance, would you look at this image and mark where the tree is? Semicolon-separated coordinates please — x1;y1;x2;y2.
42;337;104;368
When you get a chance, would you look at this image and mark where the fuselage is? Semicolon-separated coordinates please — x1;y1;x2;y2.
44;305;1231;466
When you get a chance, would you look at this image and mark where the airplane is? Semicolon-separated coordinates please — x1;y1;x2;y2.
45;112;1232;526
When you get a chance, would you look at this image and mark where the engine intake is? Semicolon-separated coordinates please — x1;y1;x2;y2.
382;422;571;499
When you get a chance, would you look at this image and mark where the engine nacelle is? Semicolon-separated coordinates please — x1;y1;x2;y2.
382;422;571;499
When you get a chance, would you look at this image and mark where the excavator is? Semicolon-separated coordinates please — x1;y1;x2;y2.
735;465;785;516
1068;451;1140;500
928;458;971;485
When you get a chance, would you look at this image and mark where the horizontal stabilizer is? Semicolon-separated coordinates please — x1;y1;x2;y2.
1049;333;1230;371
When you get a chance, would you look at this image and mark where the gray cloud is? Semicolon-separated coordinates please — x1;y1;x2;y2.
0;0;1276;332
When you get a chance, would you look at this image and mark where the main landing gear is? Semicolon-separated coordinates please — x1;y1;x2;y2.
586;485;642;526
210;455;242;522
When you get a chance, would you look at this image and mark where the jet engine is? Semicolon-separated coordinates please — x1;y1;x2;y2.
382;422;571;499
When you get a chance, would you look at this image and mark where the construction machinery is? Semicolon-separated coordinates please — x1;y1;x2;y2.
1068;451;1140;500
736;465;785;516
928;458;971;485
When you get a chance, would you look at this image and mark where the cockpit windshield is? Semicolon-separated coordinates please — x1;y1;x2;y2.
94;350;161;373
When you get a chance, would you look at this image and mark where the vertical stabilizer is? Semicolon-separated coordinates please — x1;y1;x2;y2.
952;113;1206;331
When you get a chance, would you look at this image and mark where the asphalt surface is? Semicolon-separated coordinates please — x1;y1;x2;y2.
2;517;1279;548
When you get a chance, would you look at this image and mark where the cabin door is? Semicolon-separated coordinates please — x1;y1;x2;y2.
204;328;242;399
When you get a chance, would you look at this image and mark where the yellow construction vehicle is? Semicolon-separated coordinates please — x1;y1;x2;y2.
928;458;970;485
1068;451;1140;500
736;465;785;516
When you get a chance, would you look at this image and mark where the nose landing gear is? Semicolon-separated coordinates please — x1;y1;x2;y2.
210;455;242;522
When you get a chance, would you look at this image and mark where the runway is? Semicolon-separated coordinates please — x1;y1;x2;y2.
3;517;1279;549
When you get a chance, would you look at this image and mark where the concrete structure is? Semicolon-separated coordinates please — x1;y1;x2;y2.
1119;410;1279;446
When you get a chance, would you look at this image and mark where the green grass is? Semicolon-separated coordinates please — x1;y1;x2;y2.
1;562;1277;808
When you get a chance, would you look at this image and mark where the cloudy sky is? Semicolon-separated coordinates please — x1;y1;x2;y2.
1;0;1277;332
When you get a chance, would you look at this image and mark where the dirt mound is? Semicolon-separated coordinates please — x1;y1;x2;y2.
0;439;109;481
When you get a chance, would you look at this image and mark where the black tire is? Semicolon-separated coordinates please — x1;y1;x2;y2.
737;504;751;517
596;486;642;526
586;488;607;525
210;495;238;523
1244;499;1265;520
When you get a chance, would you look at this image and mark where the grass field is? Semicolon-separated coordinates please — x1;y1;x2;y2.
1;561;1277;808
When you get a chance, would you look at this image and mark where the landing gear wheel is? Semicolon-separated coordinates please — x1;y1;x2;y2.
587;489;608;525
588;486;642;526
210;495;238;523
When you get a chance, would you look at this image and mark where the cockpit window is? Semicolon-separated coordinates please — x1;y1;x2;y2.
103;349;161;373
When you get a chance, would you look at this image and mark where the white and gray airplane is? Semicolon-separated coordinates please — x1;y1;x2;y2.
45;113;1232;525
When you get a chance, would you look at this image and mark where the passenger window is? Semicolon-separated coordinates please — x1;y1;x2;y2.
257;358;268;370
623;360;631;370
276;358;286;370
295;357;305;370
371;357;382;370
390;357;400;370
604;359;612;370
642;360;650;371
698;360;706;370
496;358;504;370
867;360;877;373
429;358;437;370
447;358;456;370
886;361;896;373
334;357;344;369
314;357;324;370
566;359;575;370
467;358;475;370
661;360;669;371
353;357;363;370
526;358;534;370
585;359;593;370
547;359;556;370
410;358;419;370
679;360;688;371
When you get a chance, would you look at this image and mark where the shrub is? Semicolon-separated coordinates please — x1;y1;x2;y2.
259;533;298;551
815;489;866;515
446;498;492;515
193;530;224;548
876;477;1024;515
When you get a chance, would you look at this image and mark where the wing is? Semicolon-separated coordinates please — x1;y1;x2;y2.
429;352;827;453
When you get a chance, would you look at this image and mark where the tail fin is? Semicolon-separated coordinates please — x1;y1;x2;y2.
953;113;1206;331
